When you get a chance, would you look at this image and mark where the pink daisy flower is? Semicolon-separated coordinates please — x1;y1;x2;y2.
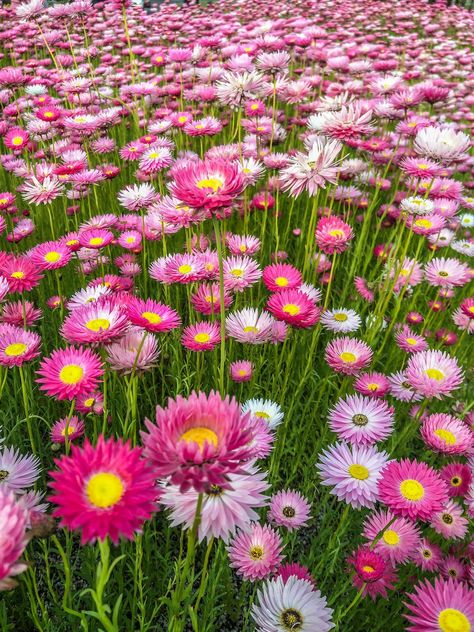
76;392;104;416
413;537;442;572
61;300;128;345
262;263;302;293
4;127;29;151
378;458;448;521
268;490;311;531
191;283;233;316
0;257;43;294
315;216;354;255
226;234;261;256
404;577;474;632
0;324;41;367
36;346;103;400
440;463;472;498
425;257;470;288
117;230;142;251
78;228;114;250
30;241;72;271
106;329;159;374
317;442;390;509
165;254;206;284
325;336;373;375
160;463;269;543
421;413;473;455
50;416;85;444
405;350;463;399
230;360;254;382
0;488;28;591
267;290;320;328
0;446;40;494
223;256;262;292
181;322;220;352
275;563;315;586
395;327;428;353
328;394;394;445
354;372;391;398
363;509;420;566
141;391;255;492
387;370;423;402
430;500;469;540
440;556;468;582
48;436;157;544
349;547;397;600
354;277;375;303
227;523;284;581
127;297;181;333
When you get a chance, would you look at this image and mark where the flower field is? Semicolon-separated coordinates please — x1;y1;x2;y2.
0;0;473;630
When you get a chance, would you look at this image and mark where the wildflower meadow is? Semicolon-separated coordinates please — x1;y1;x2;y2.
0;0;473;630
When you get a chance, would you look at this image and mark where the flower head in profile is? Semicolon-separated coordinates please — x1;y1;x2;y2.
0;488;28;591
49;436;158;544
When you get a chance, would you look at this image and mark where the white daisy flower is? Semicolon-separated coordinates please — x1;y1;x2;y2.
242;398;284;429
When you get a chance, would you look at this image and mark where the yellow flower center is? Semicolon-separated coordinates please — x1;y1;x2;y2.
451;476;462;487
400;268;410;277
231;268;243;277
333;313;348;322
367;383;379;391
89;237;104;246
238;369;248;376
178;116;188;123
415;219;432;229
196;177;224;192
348;464;369;480
438;608;471;632
142;311;162;324
0;198;7;204
250;104;259;110
362;565;375;573
329;229;344;237
405;337;419;346
425;368;445;381
275;276;288;287
44;251;61;263
67;239;79;246
339;351;356;363
59;364;84;384
434;428;457;445
383;529;400;546
194;332;210;343
239;244;247;252
282;303;300;316
60;425;76;437
43;111;54;118
4;342;27;357
243;326;259;333
86;318;110;332
86;472;124;508
155;55;163;62
254;411;270;419
12;136;24;146
11;271;25;279
125;236;136;244
178;264;192;274
399;479;424;501
204;295;217;303
84;397;95;407
180;427;218;449
249;545;264;560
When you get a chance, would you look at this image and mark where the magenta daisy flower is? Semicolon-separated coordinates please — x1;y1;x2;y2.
378;458;449;521
395;327;428;353
421;413;473;455
440;463;472;498
349;547;397;600
48;436;158;544
36;346;103;400
268;490;311;531
191;283;233;316
325;337;373;375
169;158;245;212
328;394;394;445
315;216;354;255
230;360;254;382
227;523;284;581
0;488;28;591
141;391;255;492
126;297;180;333
275;563;315;586
78;228;114;250
262;263;302;292
354;372;391;398
0;324;41;367
413;537;442;572
430;500;469;540
223;256;262;292
405;350;463;399
50;416;85;444
31;241;72;271
267;290;320;328
0;256;43;294
424;257;470;288
363;509;420;566
181;322;221;352
404;578;474;632
440;556;468;582
61;300;128;345
317;442;390;509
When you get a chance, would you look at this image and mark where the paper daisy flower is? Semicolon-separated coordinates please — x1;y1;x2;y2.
230;360;254;382
404;578;474;632
262;263;302;292
395;327;428;353
223;256;262;292
321;308;361;333
36;346;103;400
49;436;157;544
424;257;470;288
31;241;72;271
227;523;283;581
325;337;373;375
50;416;85;444
430;500;469;540
61;300;129;346
317;442;390;509
127;297;181;333
349;547;397;600
241;399;284;429
275;563;315;587
388;370;423;402
439;463;472;498
190;283;233;315
106;328;160;374
0;488;28;591
181;322;221;352
0;446;41;493
226;308;275;344
354;372;391;398
268;489;311;531
0;324;41;367
363;509;420;565
328;394;394;445
142;391;255;492
267;290;320;328
413;537;442;572
252;576;334;632
420;413;473;455
405;350;463;399
315;216;354;254
378;458;448;521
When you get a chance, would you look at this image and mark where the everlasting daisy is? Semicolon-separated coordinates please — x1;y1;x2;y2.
321;308;361;333
406;350;463;399
388;370;423;402
0;446;40;493
275;563;315;587
227;523;283;581
425;257;470;288
440;463;472;498
181;322;220;352
315;217;354;255
349;547;397;600
354;372;391;398
50;416;85;444
0;257;42;294
223;256;262;292
36;346;103;400
317;442;390;509
404;578;474;632
126;298;181;333
230;360;254;382
31;241;72;271
106;329;160;374
267;290;320;328
49;436;157;544
190;283;233;316
421;413;473;455
160;463;269;543
325;337;373;375
61;300;128;345
395;327;428;353
328;394;394;445
414;126;470;162
430;500;469;540
0;488;28;591
268;490;311;531
142;391;255;492
0;324;41;367
226;308;275;344
78;229;114;250
226;234;261;256
413;537;442;572
440;556;468;582
66;285;111;311
262;264;302;292
363;509;420;566
241;399;284;430
252;576;334;632
378;458;448;521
